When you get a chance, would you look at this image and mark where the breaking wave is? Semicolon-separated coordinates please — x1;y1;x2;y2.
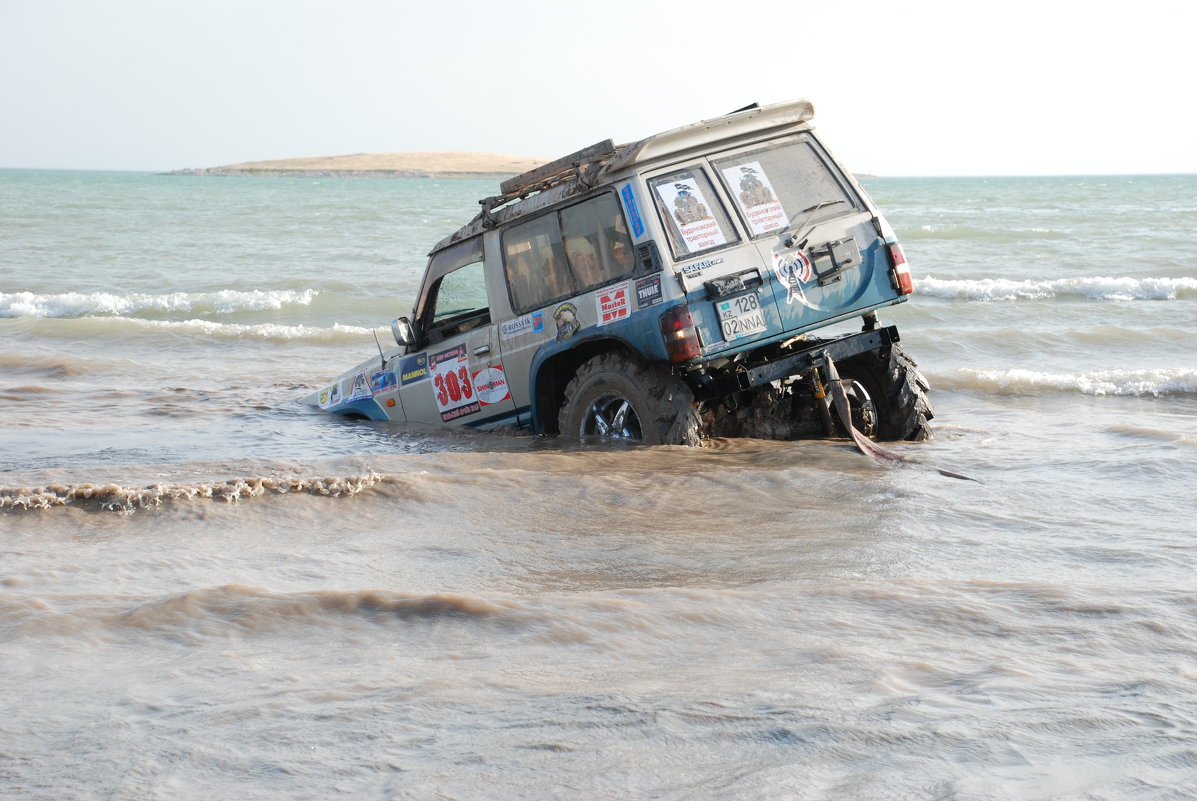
918;275;1197;301
940;367;1197;397
0;585;517;639
0;288;318;318
19;315;378;342
0;472;387;513
1104;424;1197;447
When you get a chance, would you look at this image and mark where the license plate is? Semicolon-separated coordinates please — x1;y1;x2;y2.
715;291;767;341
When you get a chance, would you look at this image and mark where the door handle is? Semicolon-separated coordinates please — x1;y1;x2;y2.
473;345;491;356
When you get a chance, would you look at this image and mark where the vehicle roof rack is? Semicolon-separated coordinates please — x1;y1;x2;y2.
473;99;814;224
499;138;617;197
478;139;619;218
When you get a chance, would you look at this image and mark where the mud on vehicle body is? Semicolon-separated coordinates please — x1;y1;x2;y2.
308;99;933;445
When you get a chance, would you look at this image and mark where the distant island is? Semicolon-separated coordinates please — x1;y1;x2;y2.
168;152;548;179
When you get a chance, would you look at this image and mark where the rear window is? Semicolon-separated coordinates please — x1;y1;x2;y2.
713;136;861;239
648;167;740;260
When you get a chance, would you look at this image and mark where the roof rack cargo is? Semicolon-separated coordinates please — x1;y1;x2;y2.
499;139;617;198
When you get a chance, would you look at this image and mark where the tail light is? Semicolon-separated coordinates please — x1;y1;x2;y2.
888;243;914;295
659;305;701;362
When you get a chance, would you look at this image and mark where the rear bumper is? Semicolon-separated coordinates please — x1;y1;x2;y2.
688;325;900;400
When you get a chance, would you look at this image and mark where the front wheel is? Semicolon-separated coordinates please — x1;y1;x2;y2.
558;353;701;445
833;344;934;441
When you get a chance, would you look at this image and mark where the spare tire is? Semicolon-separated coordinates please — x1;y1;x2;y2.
558;352;701;445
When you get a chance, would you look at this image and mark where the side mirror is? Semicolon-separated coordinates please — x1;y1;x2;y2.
391;316;416;348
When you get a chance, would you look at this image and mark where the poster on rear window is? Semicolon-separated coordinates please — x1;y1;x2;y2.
721;162;788;236
654;180;727;252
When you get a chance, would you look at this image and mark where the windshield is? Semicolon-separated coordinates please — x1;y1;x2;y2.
713;136;861;239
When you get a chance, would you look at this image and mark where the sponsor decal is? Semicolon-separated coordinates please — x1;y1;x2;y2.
347;370;372;401
399;352;429;385
318;382;341;409
772;250;814;305
500;310;546;341
635;275;663;308
429;344;480;421
473;366;511;405
595;281;631;326
553;302;580;342
720;162;789;236
369;369;397;394
621;183;644;238
654;180;728;252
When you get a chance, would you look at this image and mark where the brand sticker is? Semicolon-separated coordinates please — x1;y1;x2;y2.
473;366;511;405
553;302;580;342
399;353;429;385
369;369;397;394
772;250;814;305
500;310;546;340
596;281;631;326
347;370;372;401
621;184;644;238
317;382;342;409
635;275;663;308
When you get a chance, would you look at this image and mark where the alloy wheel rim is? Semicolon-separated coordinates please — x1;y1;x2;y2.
580;394;643;440
840;379;878;438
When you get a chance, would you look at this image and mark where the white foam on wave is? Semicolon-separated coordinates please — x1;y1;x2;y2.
919;275;1197;302
0;472;385;513
0;288;318;318
948;367;1197;397
35;315;378;342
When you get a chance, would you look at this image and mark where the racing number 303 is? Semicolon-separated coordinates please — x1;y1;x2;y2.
435;366;474;406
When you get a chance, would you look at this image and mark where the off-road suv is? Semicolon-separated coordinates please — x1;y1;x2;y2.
308;99;933;445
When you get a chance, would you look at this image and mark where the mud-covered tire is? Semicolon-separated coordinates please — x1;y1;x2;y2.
558;353;701;445
834;344;935;441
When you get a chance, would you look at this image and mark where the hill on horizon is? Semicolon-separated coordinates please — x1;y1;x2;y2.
170;151;549;178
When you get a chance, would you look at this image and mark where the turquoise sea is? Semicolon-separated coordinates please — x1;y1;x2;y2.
1;169;1195;799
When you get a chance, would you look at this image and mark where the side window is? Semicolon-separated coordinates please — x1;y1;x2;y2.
501;191;635;314
713;137;861;239
560;193;636;292
648;167;740;260
502;214;572;314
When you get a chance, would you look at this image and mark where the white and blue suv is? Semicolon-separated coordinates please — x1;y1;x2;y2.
309;99;933;445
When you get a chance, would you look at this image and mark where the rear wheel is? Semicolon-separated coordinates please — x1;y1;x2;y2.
829;378;879;438
833;344;934;441
559;353;700;445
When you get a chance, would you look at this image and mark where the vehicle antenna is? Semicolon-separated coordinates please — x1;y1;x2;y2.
372;329;387;370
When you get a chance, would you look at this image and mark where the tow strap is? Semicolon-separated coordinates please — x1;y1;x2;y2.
822;353;977;482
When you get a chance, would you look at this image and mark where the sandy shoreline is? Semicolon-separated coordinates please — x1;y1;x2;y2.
168;151;548;179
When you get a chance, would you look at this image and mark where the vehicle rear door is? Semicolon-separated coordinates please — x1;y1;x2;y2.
711;135;896;332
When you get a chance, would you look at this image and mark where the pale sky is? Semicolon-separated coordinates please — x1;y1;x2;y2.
2;0;1194;176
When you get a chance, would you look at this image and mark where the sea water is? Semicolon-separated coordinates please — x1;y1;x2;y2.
1;169;1195;799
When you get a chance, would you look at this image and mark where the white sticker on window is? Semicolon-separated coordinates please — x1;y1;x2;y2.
655;180;727;252
722;162;788;236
